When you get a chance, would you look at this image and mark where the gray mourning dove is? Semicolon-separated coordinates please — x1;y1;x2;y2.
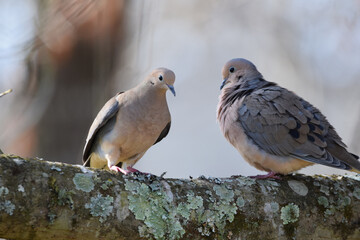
217;58;360;179
83;68;176;174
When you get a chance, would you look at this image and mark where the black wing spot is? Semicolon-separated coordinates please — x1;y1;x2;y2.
314;132;325;142
308;123;315;131
289;129;300;139
307;135;315;142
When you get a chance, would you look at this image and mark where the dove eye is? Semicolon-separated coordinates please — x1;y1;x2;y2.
158;75;163;81
229;67;235;73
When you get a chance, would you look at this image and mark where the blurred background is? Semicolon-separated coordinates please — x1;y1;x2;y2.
0;0;359;178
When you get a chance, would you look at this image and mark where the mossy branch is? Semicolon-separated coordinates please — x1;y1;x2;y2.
0;155;360;240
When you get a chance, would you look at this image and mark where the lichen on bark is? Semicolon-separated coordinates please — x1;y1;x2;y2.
0;155;360;240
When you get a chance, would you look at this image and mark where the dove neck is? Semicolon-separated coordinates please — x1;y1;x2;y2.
222;78;276;106
135;82;167;103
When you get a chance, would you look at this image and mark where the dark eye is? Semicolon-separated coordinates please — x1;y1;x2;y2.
159;75;163;81
229;67;235;73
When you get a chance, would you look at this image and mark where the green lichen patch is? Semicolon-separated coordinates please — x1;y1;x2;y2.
336;196;351;209
213;184;234;201
125;179;185;240
100;179;114;190
353;187;360;200
318;196;329;208
236;177;256;186
280;203;299;225
73;173;94;192
57;189;75;209
236;197;245;208
319;185;330;196
177;192;203;220
200;184;237;233
85;193;113;223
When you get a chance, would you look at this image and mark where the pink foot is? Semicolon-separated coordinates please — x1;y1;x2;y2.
250;171;281;180
110;165;130;175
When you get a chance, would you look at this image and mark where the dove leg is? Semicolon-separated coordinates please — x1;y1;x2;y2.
110;165;130;174
105;149;130;174
250;171;281;180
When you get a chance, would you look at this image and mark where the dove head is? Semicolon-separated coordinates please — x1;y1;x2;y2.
220;58;262;90
148;68;176;96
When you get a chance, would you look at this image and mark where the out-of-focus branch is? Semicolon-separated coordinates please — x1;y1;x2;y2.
0;89;12;97
0;155;360;239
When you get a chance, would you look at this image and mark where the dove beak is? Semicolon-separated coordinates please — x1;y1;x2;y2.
167;84;176;96
220;78;228;90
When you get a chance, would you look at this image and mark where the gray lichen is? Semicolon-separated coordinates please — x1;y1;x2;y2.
0;200;15;215
280;203;299;225
85;193;113;223
288;180;308;196
264;202;279;215
0;187;15;215
0;187;9;196
73;173;94;192
17;185;25;193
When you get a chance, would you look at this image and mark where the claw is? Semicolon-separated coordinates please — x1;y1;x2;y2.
250;171;281;180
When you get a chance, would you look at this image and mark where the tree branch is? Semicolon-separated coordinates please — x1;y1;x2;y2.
0;155;360;240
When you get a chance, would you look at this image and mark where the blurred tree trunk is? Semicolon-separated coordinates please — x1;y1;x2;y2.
35;0;125;164
1;155;360;240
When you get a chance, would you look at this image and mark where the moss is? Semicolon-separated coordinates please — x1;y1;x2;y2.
73;173;94;192
84;193;114;223
280;203;299;225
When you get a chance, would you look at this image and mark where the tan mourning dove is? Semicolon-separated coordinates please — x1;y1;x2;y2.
217;58;360;178
83;68;176;174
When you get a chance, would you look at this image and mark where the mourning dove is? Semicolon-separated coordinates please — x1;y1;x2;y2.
83;68;176;174
217;58;360;178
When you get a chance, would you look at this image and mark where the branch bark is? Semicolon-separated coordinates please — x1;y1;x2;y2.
0;155;360;240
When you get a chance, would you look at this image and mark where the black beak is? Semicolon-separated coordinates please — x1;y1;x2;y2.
220;78;227;90
167;84;176;96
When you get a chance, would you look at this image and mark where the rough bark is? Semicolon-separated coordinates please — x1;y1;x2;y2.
0;155;360;240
